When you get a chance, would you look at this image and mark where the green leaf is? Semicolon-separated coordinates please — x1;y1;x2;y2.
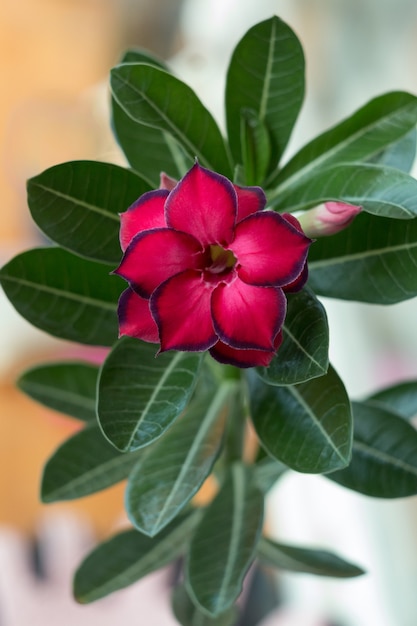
364;380;417;420
269;162;417;219
41;426;143;502
111;52;191;185
225;16;304;173
268;91;417;191
97;338;203;452
257;537;364;578
308;212;417;304
172;585;238;626
254;455;288;493
257;287;329;386
0;247;122;345
74;511;200;603
27;161;149;265
240;109;271;186
111;63;232;177
17;362;99;422
186;464;264;617
119;49;167;68
126;381;233;536
248;366;352;474
369;127;416;173
328;402;417;498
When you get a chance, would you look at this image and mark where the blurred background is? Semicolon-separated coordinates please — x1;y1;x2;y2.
1;0;417;624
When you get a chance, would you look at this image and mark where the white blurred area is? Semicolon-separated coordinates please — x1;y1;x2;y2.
1;1;417;625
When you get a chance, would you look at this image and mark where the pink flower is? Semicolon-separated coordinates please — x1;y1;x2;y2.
297;201;362;238
114;163;311;368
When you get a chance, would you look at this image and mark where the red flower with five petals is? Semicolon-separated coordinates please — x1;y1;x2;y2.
114;163;311;368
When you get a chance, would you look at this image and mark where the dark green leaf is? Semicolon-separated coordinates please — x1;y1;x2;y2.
27;161;149;265
328;402;417;497
369;127;416;173
172;585;238;626
74;511;200;603
112;103;191;186
254;455;288;493
365;380;417;420
240;109;271;186
268;91;417;190
248;366;352;474
257;287;329;386
119;49;167;68
41;426;143;502
225;16;304;173
111;63;232;177
269;162;417;219
308;212;417;304
126;381;233;536
17;361;98;422
0;248;122;345
97;338;203;452
186;464;264;617
111;52;191;185
257;537;364;578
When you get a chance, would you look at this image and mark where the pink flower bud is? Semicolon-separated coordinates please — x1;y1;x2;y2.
159;172;178;191
297;201;362;237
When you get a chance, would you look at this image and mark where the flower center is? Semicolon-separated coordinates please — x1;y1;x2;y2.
207;244;237;274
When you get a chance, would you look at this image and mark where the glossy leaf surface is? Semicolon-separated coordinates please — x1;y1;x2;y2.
308;212;417;304
111;51;191;185
27;161;149;265
270;162;417;219
269;91;417;190
186;464;263;617
328;402;417;497
225;16;304;173
365;380;417;420
248;366;352;474
369;127;416;173
74;511;200;603
240;109;271;186
172;585;238;626
126;381;233;536
17;361;99;422
254;456;288;493
258;537;364;578
41;426;143;502
111;63;232;177
257;287;329;386
0;248;122;345
98;338;203;451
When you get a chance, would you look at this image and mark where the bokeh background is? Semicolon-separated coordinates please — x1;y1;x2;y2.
1;1;417;624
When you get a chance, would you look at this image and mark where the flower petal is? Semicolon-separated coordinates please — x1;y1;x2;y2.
280;213;309;292
211;279;286;351
165;162;237;246
151;270;217;352
115;228;204;298
234;184;266;222
283;263;308;293
210;331;283;368
118;288;159;343
120;189;168;252
229;211;312;286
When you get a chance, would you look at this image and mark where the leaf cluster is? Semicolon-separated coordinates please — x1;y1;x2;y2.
2;15;417;625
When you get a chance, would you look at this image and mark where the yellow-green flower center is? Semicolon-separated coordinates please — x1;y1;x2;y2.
208;244;237;274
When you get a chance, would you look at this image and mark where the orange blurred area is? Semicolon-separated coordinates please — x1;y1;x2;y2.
0;0;184;534
0;378;126;535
